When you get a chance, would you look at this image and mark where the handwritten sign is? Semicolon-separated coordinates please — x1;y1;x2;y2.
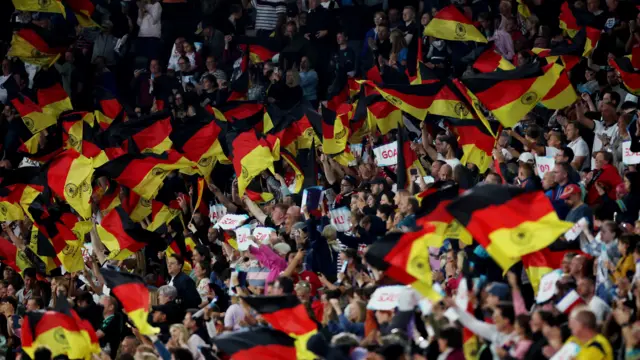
330;207;351;232
209;204;228;224
253;227;275;244
82;243;94;263
215;214;249;230
373;142;398;166
623;141;640;165
536;269;562;304
367;285;405;310
535;155;555;179
235;225;254;251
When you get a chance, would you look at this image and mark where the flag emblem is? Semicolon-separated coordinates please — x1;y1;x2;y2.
61;244;79;256
336;128;347;139
512;230;531;245
68;134;79;148
151;168;165;176
24;117;35;131
140;198;151;207
455;24;467;38
198;157;213;167
454;102;470;117
38;0;52;9
64;184;78;198
0;205;6;215
521;92;538;104
241;166;249;178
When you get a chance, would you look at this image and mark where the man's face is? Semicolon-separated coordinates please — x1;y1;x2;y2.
389;9;399;21
553;164;567;184
183;313;194;329
564;123;578;141
587;0;600;12
167;257;181;276
402;9;413;22
595;153;606;169
152;310;165;323
24;276;33;289
122;338;137;355
554;150;567;164
607;71;618;86
150;60;160;74
26;299;38;312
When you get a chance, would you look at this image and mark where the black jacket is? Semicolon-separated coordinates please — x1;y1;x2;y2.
171;272;202;310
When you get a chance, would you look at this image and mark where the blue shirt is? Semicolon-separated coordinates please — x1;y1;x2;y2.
299;70;318;101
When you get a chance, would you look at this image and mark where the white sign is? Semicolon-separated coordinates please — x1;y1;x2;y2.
330;207;351;232
535;155;555;179
623;141;640;165
550;342;580;360
253;227;275;244
82;243;94;263
350;144;363;158
367;285;405;310
536;269;562;304
215;214;249;230
564;217;588;241
209;204;228;224
235;225;254;251
373;142;398;167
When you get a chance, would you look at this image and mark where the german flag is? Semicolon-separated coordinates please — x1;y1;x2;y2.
228;44;250;101
94;87;124;130
99;269;159;335
264;103;317;156
95;151;195;199
473;48;515;73
0;184;42;221
415;184;472;245
12;0;65;16
541;70;577;109
446;185;572;263
34;70;72;118
428;81;476;120
171;116;225;180
460;63;562;128
397;123;426;190
446;118;499;173
28;228;61;273
10;94;57;153
8;23;68;67
213;327;296;360
217;101;265;133
362;85;401;135
326;71;350;112
106;111;173;154
424;5;487;43
310;105;350;155
121;191;153;223
0;236;33;275
368;80;443;120
365;63;384;84
516;0;531;19
522;247;578;294
365;230;442;301
97;206;164;260
583;27;601;57
64;0;98;28
610;57;640;94
559;1;584;38
236;36;281;64
415;181;460;214
242;295;318;359
95;179;121;215
147;199;182;232
224;129;275;197
451;79;494;137
21;301;100;359
45;149;94;219
531;32;583;71
60;111;104;161
409;61;440;85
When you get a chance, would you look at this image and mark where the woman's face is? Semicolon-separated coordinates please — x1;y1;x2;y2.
421;13;431;26
7;285;16;297
625;176;632;193
601;226;615;242
366;195;376;208
530;312;543;333
374;13;383;26
380;193;391;205
183;43;193;53
170;327;181;341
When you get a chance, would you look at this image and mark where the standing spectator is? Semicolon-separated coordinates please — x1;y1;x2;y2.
299;56;318;108
136;0;163;59
252;0;286;38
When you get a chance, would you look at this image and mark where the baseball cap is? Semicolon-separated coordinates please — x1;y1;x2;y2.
518;152;535;164
487;282;510;300
559;184;581;200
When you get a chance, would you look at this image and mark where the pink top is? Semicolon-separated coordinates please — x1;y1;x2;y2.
249;245;287;294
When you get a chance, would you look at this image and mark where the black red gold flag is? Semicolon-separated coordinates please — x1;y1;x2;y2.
45;149;94;219
0;236;33;274
97;206;165;260
104;111;173;154
235;36;281;64
396;124;425;190
242;295;318;359
8;23;69;67
460;63;562;128
446;185;572;269
610;57;640;94
446;118;499;173
12;0;66;15
213;327;296;360
95;151;194;199
99;268;159;335
224;129;275;197
473;47;515;73
424;5;487;43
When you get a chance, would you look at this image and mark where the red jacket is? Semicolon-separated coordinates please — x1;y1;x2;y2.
586;164;622;205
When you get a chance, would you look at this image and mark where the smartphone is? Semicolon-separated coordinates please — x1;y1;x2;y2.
410;169;418;176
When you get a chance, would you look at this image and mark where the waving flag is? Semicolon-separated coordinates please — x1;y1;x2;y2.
213;327;296;360
45;150;94;219
424;5;487;43
8;24;68;67
97;206;165;260
610;57;640;94
224;129;275;197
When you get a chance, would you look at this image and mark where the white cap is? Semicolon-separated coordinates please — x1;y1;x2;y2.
518;152;535;164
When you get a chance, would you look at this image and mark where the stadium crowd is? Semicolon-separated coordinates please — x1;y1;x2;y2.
2;0;640;359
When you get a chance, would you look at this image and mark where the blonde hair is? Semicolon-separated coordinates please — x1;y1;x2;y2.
390;29;407;56
170;324;190;344
321;225;338;240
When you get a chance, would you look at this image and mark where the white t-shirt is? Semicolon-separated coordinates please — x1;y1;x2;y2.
545;146;560;157
568;137;590;171
437;154;462;169
591;120;619;169
137;2;162;38
588;295;611;323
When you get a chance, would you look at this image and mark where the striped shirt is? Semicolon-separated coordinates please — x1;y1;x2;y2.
252;0;286;31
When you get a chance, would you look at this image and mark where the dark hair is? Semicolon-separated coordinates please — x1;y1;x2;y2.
34;348;53;360
602;88;621;105
625;172;640;194
555;162;572;176
377;204;394;219
406;197;419;214
620;234;638;253
497;303;515;325
230;4;243;14
23;268;36;279
597;151;613;164
276;276;295;294
439;326;463;349
29;296;44;309
560;146;574;163
170;253;185;267
186;308;205;329
194;245;211;261
515;314;533;339
1;297;17;311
